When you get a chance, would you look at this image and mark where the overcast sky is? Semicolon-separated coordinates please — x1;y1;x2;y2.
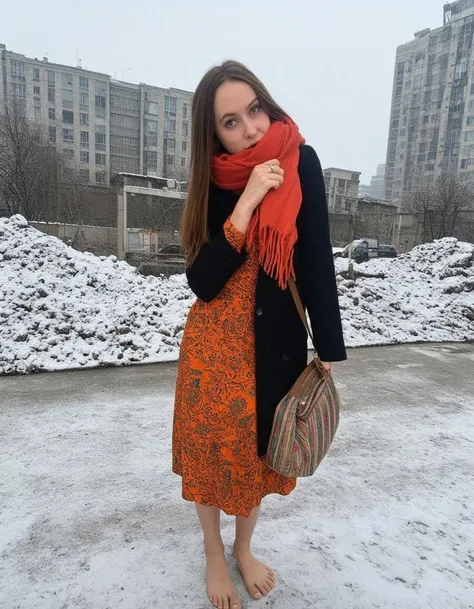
3;0;444;183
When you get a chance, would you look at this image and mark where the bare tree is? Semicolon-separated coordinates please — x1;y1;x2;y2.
0;98;61;219
403;171;474;240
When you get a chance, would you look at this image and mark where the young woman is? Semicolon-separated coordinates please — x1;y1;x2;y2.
173;60;346;609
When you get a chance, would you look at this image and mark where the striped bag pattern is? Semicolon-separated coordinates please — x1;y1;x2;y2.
265;277;341;478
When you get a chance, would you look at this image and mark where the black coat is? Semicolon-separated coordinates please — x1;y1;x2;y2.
186;144;347;456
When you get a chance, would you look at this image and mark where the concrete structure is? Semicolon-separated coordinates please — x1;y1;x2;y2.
385;0;474;204
0;44;193;187
323;167;361;214
359;163;386;199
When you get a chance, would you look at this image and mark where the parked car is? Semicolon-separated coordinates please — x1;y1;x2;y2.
378;245;398;258
334;239;377;263
158;244;185;255
333;239;397;263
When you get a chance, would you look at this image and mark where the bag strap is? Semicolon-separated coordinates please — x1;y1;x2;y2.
287;277;315;348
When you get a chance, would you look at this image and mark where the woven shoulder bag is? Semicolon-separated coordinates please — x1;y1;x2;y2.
266;278;341;478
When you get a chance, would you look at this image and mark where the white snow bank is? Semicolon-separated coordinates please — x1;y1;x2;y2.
0;215;192;375
1;215;473;375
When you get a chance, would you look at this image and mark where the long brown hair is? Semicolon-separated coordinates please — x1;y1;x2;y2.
181;60;289;265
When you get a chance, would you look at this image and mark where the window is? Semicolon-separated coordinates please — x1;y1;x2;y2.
95;81;107;95
11;60;25;80
465;131;474;142
62;110;74;123
164;96;177;114
80;131;89;147
181;157;186;167
80;113;89;125
12;83;26;99
146;120;158;134
96;172;106;186
79;76;89;89
145;120;158;146
95;95;106;109
80;93;89;109
63;128;74;142
95;132;106;150
95;153;106;165
48;126;56;143
183;103;188;119
63;148;74;160
164;117;176;132
182;141;187;153
33;86;41;97
80;151;89;164
166;138;175;152
147;101;158;114
62;73;73;86
48;89;55;103
79;169;89;183
34;106;41;118
48;71;55;87
144;151;157;166
182;121;188;137
167;155;175;165
33;68;40;81
62;89;73;109
48;108;56;120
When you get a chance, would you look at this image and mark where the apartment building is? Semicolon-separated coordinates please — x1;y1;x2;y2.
385;0;474;204
323;167;361;213
0;44;193;187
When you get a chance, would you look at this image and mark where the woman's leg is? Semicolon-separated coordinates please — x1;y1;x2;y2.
195;503;240;609
233;505;276;599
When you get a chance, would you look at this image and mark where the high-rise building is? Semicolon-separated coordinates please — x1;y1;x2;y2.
0;44;193;187
385;0;474;205
359;164;386;199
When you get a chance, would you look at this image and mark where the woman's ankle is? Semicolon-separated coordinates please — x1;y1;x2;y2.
233;541;251;555
204;539;226;557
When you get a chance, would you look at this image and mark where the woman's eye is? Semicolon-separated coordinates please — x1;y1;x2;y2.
250;105;261;114
225;119;236;128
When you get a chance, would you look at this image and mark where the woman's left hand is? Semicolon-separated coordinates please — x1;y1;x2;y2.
320;361;334;374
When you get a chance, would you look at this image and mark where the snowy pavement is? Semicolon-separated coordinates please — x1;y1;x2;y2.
1;342;473;609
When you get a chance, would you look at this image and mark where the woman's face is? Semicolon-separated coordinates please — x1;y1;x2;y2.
214;80;271;154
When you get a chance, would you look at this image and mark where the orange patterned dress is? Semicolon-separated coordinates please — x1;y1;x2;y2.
172;218;297;517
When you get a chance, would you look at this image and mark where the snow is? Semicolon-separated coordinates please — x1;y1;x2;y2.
1;214;473;376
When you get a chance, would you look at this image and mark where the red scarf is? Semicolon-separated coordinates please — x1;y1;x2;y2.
212;119;305;289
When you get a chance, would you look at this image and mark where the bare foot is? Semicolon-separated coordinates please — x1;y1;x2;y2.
233;545;276;600
205;549;241;609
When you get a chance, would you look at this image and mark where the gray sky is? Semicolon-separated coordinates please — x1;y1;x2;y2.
3;0;443;183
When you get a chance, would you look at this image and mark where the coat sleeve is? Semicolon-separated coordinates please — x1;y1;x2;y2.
186;194;247;303
297;145;347;362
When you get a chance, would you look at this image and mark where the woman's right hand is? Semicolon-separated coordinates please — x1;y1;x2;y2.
238;159;284;213
230;160;284;234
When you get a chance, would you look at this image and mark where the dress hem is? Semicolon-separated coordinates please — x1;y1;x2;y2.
172;467;296;518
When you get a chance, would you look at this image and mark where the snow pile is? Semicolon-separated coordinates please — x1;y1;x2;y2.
336;238;474;347
1;215;473;375
0;215;193;375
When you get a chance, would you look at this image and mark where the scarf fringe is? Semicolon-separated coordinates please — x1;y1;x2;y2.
247;224;296;290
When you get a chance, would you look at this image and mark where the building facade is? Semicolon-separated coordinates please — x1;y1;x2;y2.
323;167;361;213
385;0;474;204
0;44;193;187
